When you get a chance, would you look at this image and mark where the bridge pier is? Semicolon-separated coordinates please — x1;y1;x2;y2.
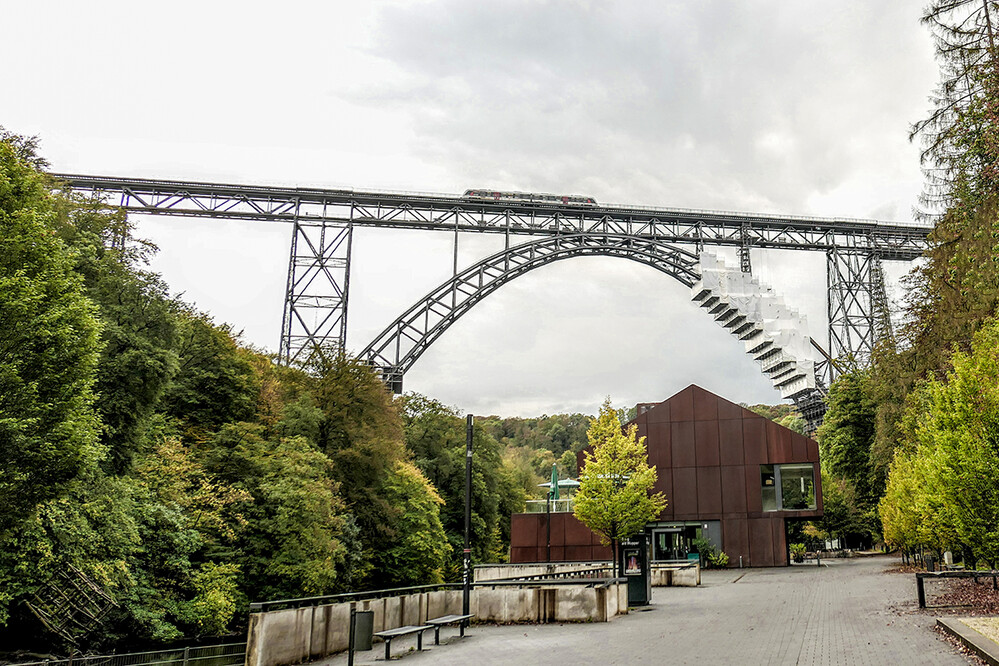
279;219;352;365
825;247;891;382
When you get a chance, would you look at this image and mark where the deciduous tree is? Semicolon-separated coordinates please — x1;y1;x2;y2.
0;130;103;532
574;399;666;574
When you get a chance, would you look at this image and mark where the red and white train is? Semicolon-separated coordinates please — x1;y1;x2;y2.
463;189;597;206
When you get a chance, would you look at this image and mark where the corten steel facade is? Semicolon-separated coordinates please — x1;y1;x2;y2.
509;385;823;567
509;512;613;564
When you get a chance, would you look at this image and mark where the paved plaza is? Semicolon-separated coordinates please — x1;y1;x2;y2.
318;555;971;665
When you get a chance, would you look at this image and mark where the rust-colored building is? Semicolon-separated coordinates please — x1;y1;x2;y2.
509;385;823;567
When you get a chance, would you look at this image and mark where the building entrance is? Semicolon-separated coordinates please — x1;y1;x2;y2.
651;521;722;562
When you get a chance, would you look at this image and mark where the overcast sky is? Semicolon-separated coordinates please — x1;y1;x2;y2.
2;1;939;417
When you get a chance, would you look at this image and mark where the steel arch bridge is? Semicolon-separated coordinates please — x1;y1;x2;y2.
360;233;701;392
53;173;931;426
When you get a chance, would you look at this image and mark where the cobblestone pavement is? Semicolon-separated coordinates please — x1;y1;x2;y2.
317;556;972;665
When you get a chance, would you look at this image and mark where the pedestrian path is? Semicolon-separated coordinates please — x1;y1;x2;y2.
316;556;968;665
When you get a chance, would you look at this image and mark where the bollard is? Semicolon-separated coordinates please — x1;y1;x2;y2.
916;574;926;609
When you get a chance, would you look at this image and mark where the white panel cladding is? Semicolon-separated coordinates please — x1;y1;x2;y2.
691;253;818;399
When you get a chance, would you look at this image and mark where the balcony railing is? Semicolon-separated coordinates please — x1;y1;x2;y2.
524;498;575;513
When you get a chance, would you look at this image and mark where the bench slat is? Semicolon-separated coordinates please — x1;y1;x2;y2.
426;614;474;625
426;614;475;645
374;624;432;638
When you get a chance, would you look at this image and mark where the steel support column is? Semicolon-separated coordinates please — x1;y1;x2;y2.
279;218;353;365
826;247;884;378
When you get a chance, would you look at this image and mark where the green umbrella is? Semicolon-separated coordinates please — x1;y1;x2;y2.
550;463;560;501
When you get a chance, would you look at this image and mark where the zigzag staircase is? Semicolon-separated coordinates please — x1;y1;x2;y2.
691;252;827;433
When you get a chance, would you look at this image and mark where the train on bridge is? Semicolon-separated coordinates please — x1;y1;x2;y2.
463;188;597;206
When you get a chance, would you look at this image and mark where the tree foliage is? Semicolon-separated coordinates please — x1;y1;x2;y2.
574;399;667;550
0;130;104;534
913;0;999;215
52;197;178;473
372;461;451;586
816;370;877;504
399;394;525;568
838;3;999;565
880;317;999;565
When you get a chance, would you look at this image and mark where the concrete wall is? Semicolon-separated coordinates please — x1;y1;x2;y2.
246;583;626;666
650;563;700;587
475;562;609;581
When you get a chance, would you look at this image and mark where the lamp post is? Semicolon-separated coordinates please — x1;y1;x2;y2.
463;415;473;618
546;463;559;563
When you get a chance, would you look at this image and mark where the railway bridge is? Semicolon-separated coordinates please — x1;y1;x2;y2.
54;174;930;430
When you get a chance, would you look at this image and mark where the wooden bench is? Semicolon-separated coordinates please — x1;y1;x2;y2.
373;624;432;660
425;613;475;645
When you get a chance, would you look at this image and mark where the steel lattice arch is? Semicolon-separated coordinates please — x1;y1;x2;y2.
359;233;701;392
52;173;932;428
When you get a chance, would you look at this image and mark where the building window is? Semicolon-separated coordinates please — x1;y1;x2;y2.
760;464;816;511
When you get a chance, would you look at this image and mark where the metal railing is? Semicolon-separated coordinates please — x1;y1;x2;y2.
474;576;625;590
485;566;615;583
249;567;626;613
8;643;246;666
523;499;574;513
249;582;460;613
915;569;999;608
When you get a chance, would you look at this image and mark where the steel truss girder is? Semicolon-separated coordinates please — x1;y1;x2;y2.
826;247;888;378
53;174;929;258
55;173;923;391
360;234;701;391
280;220;352;365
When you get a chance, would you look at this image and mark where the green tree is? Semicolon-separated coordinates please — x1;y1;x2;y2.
912;0;999;216
816;371;877;502
557;449;577;478
372;461;451;587
116;435;249;641
868;1;999;502
399;394;525;567
0;130;104;533
199;423;348;600
53;196;178;472
817;474;876;550
0;465;138;632
160;308;259;435
187;562;241;636
307;352;408;586
574;399;667;574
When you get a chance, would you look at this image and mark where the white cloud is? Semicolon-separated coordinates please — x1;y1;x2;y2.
1;0;939;416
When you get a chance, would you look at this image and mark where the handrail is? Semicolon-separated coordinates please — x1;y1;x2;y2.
249;572;628;613
249;583;460;612
485;566;614;582
475;577;625;589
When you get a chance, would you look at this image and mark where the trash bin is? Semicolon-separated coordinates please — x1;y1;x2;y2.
352;610;374;651
922;555;937;572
